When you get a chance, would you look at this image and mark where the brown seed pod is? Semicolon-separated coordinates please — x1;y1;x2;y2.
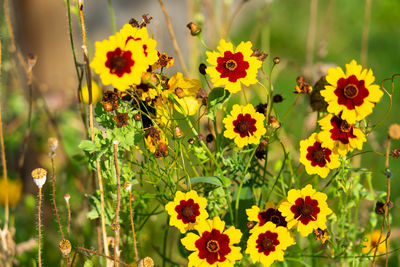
59;239;71;257
186;22;201;36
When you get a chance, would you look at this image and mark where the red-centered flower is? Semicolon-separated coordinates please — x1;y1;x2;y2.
335;75;369;110
318;114;366;155
105;48;134;77
175;198;200;224
305;141;332;168
216;51;249;83
233;113;257;138
256;231;280;256
195;228;231;264
290;196;320;225
246;201;288;230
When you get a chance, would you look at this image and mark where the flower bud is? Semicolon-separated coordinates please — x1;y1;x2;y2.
199;63;207;75
134;113;142;121
138;257;154;267
48;137;58;151
64;194;70;203
273;57;280;64
59;239;72;257
31;168;47;188
273;94;283;103
174;87;185;98
175;126;183;138
111;222;120;231
269;116;280;129
392;148;400;159
186;22;201;36
206;133;215;143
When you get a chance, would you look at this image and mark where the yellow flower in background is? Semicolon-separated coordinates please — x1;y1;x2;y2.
246;201;288;230
362;230;388;254
318;114;366;155
79;81;103;104
279;184;332;237
133;73;159;102
223;104;266;148
164;72;202;116
246;221;295;267
91;25;157;90
299;133;340;178
320;60;383;124
206;39;262;93
181;216;242;266
144;127;168;158
0;178;23;207
165;190;208;234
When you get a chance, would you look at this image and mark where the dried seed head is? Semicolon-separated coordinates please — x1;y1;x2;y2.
113;113;129;128
389;124;400;139
392;148;400;159
111;222;120;231
251;49;268;62
199;63;207;75
64;194;70;203
48;137;58;151
314;228;329;244
31;168;47;188
138;257;154;267
59;239;72;257
123;181;132;191
186;22;201;36
175;126;183;138
295;76;312;94
375;201;385;215
273;57;280;64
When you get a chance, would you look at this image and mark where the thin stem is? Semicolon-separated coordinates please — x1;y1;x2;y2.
71;247;130;267
66;0;81;80
113;141;121;267
223;0;247;38
129;191;139;263
107;0;117;34
78;0;109;260
305;0;318;80
361;0;372;66
162;216;169;267
0;41;9;231
241;85;248;104
37;187;43;267
66;201;71;235
158;0;189;76
50;151;64;239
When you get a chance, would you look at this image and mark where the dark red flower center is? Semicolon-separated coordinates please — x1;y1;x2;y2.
329;116;356;144
290;196;320;225
175;199;200;224
233;113;257;138
306;141;332;167
137;83;150;93
335;75;369;110
256;231;280;256
195;229;231;265
258;208;287;227
105;48;135;77
216;51;249;82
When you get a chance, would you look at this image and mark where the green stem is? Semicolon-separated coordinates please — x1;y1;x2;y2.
66;0;81;80
107;0;117;34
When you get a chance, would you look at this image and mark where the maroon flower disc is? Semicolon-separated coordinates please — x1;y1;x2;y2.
175;199;200;224
290;196;320;225
195;229;231;264
334;75;369;110
329;116;356;144
256;231;280;256
233;114;257;137
258;208;287;227
216;51;249;82
105;48;135;77
306;142;332;167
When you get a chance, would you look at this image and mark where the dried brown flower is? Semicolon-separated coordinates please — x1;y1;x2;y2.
295;76;312;94
113;113;129;128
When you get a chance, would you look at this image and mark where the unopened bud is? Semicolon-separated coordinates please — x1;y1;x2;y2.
134;113;142;121
138;257;154;267
247;222;255;229
186;22;201;36
375;201;385;215
392;148;400;159
175;126;183;138
174;87;185;98
27;53;38;71
199;63;207;75
48;137;58;151
188;138;194;144
123;181;132;191
31;168;47;188
273;57;280;64
59;239;72;257
273;94;283;103
269;116;280;129
111;222;120;231
64;194;70;203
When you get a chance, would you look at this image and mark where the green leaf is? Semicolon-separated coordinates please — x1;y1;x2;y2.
190;176;224;187
205;87;230;120
78;140;99;153
83;260;93;267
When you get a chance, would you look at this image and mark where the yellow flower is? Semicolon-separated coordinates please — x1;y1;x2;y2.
181;216;242;266
246;201;287;230
318;114;366;155
245;221;295;267
299;133;340;178
278;184;332;237
362;230;388;254
79;81;103;104
165;190;209;234
90;25;157;90
0;178;23;207
320;60;383;124
223;104;266;148
164;72;202;116
206;39;262;94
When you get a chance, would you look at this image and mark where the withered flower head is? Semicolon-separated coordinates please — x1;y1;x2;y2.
273;94;284;103
129;14;152;28
295;76;312;94
188;138;194;144
251;49;268;62
145;127;161;140
27;53;38;71
196;88;208;105
59;239;72;257
255;103;268;115
186;22;201;36
375;201;385;215
314;228;329;244
123;181;132;191
310;76;328;112
134;113;142;121
389;124;400;140
392;148;400;159
113;113;129;128
155;143;168;158
111;222;120;231
255;138;268;159
102;90;120;112
158;52;174;68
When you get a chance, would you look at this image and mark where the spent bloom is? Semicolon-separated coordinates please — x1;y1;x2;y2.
299;133;340;178
320;60;383;124
246;221;295;267
165;190;208;233
181;216;242;266
223;104;266;148
206;39;262;94
279;184;332;237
